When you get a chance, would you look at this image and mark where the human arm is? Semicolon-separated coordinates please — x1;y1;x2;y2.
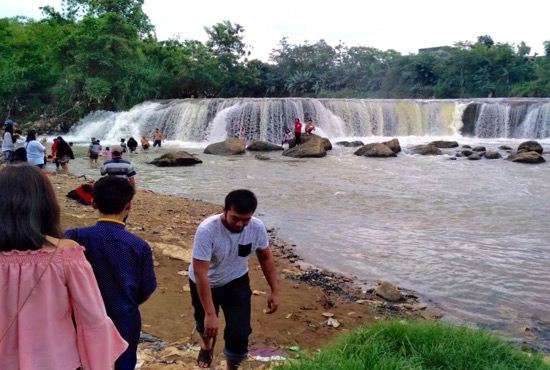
256;247;279;314
128;176;136;190
138;243;157;304
192;258;219;338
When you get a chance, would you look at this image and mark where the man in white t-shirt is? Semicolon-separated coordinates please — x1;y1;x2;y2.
188;189;279;369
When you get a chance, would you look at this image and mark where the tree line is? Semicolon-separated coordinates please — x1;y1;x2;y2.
1;0;549;131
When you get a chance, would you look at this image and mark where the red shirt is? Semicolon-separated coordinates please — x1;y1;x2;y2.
51;139;58;156
294;120;302;133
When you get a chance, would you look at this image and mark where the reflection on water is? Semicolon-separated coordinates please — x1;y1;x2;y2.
62;137;550;351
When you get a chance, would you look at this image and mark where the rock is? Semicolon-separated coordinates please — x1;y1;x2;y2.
354;143;397;158
282;138;327;158
300;134;333;151
430;140;459;148
409;144;442;156
149;242;192;262
374;281;402;302
472;146;486;152
254;154;271;160
517;140;543;154
382;138;402;153
467;153;482;160
507;151;546;164
149;151;202;167
499;145;512;151
336;140;364;147
246;141;283;151
204;138;246;155
485;151;502;159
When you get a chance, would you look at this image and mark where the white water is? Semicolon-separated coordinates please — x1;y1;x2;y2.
59;99;550;351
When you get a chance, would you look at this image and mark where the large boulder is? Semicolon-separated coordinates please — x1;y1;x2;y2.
507;151;546;164
204;138;246;155
517;140;543;154
282;138;326;158
298;134;333;151
149;151;202;167
430;140;459;148
409;144;442;155
246;141;283;151
485;151;502;159
354;143;397;158
382;138;402;153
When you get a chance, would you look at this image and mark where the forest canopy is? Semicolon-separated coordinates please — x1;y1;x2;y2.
1;0;549;130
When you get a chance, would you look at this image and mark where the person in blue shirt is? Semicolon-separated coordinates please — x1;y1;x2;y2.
64;176;157;370
87;137;102;163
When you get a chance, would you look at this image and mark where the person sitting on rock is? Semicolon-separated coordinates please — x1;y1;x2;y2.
281;128;294;145
305;119;316;135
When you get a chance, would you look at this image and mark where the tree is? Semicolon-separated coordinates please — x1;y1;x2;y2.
477;35;495;47
204;20;246;57
59;0;153;36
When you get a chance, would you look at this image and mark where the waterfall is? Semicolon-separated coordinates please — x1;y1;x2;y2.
68;98;550;144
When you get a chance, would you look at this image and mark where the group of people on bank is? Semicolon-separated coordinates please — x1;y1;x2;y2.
1;120;166;174
2;119;75;169
281;117;316;146
1;123;278;369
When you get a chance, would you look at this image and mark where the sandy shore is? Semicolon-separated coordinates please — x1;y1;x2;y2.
52;171;437;369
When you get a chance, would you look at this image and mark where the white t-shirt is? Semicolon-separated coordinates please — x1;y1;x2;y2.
25;141;45;165
188;214;269;288
2;132;14;152
14;136;26;149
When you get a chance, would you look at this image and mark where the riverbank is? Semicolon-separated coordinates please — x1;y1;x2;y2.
52;171;441;369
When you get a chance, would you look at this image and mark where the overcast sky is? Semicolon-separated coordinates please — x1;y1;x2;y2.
1;0;547;61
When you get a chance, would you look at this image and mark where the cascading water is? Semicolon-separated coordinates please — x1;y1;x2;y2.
68;98;550;144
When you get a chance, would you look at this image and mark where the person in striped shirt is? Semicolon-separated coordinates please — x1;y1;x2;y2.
100;144;136;190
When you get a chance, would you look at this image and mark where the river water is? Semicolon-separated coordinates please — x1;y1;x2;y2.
58;133;550;352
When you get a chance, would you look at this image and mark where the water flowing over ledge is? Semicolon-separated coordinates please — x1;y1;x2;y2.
69;98;550;144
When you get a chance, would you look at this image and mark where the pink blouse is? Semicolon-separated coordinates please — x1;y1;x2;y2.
0;245;128;370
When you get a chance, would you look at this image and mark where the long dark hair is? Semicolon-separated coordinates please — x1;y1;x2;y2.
0;164;62;251
4;124;14;143
56;136;73;158
26;129;37;142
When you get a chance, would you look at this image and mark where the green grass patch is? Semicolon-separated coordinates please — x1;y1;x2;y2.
274;319;550;370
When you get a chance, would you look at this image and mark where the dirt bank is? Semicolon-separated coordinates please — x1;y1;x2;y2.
52;172;437;369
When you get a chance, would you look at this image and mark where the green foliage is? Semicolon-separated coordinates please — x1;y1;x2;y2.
275;320;550;370
2;5;550;129
204;20;246;57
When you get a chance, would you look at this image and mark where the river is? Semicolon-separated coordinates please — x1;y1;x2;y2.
58;132;550;352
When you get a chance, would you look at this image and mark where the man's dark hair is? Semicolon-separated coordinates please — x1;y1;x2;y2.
224;189;258;214
92;176;134;215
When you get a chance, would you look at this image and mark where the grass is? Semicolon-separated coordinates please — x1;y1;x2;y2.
274;319;550;370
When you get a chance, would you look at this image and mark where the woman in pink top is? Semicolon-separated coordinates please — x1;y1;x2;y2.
0;164;128;370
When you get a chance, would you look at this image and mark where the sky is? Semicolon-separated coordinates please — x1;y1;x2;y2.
1;0;548;62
